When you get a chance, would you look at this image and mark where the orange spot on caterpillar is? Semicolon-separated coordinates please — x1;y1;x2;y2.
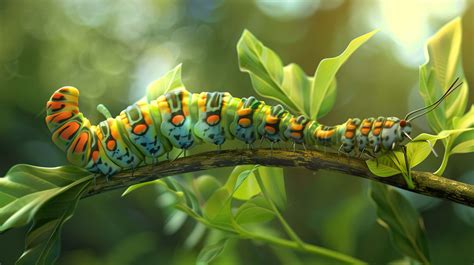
92;150;99;162
291;124;303;131
59;122;80;140
206;114;220;125
290;132;301;139
73;132;89;153
265;116;278;124
362;119;373;128
237;108;252;116
383;120;394;128
265;125;276;134
360;127;371;136
316;129;335;139
52;93;65;101
171;115;185;126
344;131;354;139
46;111;73;124
47;101;64;111
373;128;382;136
374;121;383;128
106;140;116;151
133;124;147;135
346;124;357;130
238;118;252;128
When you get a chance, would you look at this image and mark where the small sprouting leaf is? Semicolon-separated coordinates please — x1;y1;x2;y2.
370;182;430;264
0;165;91;232
234;195;275;225
237;30;301;114
367;129;473;179
366;155;404;177
450;139;474;154
232;168;261;201
419;17;469;133
145;64;185;102
310;30;377;119
237;30;376;120
122;179;162;196
256;167;286;211
452;105;474;129
196;238;229;265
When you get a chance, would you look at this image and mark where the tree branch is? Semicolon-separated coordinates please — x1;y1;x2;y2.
83;149;474;207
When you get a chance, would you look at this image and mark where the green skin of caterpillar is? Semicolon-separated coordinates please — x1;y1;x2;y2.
46;87;413;176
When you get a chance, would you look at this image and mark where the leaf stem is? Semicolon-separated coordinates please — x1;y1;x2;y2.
434;139;451;175
248;232;367;265
254;171;306;248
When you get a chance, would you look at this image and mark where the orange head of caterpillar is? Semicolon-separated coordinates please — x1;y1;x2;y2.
399;119;412;140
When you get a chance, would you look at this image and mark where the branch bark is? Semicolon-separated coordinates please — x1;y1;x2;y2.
83;149;474;207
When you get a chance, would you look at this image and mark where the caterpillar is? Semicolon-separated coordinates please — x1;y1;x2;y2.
45;78;462;176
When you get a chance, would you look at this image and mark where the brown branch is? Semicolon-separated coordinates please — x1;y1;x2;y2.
83;149;474;207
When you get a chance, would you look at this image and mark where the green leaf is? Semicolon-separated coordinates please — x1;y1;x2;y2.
366;154;404;177
234;195;275;225
370;182;430;264
256;167;286;211
232;168;261;201
196;238;229;265
419;17;469;133
311;30;377;119
202;187;232;223
16;176;92;265
366;129;473;179
452;105;474;129
145;64;185;102
450;139;474;154
237;30;301;114
122;179;162;197
194;175;222;202
237;30;376;120
0;165;91;232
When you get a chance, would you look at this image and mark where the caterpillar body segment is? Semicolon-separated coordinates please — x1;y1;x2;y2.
46;87;415;176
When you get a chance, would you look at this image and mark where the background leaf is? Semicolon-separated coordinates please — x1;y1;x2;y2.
256;167;286;211
370;182;430;264
196;237;229;265
419;18;468;132
0;165;91;232
145;63;185;102
237;29;376;120
16;176;92;265
310;30;377;119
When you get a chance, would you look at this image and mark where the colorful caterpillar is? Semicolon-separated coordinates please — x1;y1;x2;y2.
45;79;462;176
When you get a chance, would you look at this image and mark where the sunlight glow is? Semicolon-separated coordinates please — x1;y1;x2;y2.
368;0;466;66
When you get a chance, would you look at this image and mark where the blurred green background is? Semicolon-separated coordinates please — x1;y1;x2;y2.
1;0;473;264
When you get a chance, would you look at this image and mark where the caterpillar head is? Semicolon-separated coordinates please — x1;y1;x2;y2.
399;119;412;139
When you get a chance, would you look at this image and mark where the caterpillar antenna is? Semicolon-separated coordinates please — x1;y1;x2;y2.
405;78;462;121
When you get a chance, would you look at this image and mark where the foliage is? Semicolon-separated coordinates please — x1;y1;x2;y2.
419;18;474;175
144;64;185;103
368;17;474;182
0;17;472;265
370;182;430;264
237;29;377;120
0;165;93;264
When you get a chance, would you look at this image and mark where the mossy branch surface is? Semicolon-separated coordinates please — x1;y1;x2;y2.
83;149;474;207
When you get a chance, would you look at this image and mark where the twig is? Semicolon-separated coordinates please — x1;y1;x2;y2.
83;149;474;207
